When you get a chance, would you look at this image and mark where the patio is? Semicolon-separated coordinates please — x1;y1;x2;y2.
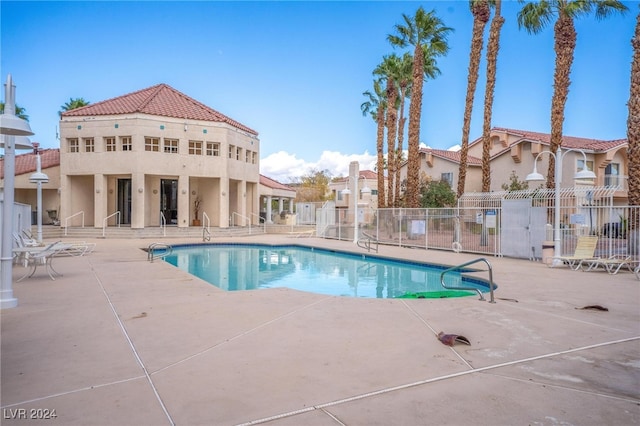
1;235;638;425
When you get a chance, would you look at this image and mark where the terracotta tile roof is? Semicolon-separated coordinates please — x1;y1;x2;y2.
260;174;295;192
417;148;482;166
473;127;627;153
0;148;60;179
61;84;258;135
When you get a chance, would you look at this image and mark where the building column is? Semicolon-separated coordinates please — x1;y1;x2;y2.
178;175;189;227
131;173;145;229
220;177;229;228
240;180;247;226
266;195;273;224
94;174;107;229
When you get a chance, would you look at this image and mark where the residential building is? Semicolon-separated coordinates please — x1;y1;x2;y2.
57;84;260;229
400;127;629;204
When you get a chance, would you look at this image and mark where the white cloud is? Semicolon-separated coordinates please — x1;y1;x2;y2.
260;150;377;183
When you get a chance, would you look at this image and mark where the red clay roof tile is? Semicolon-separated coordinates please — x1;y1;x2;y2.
0;149;60;179
60;83;258;135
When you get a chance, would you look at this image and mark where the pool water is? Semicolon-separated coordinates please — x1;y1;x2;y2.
162;244;492;299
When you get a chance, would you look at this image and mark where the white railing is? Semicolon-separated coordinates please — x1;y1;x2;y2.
160;211;166;237
102;211;121;237
231;212;252;234
250;212;266;233
64;211;85;236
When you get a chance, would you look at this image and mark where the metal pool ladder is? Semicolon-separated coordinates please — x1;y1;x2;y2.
147;242;172;263
440;258;495;303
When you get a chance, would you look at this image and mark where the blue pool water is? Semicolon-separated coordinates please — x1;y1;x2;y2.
162;244;492;299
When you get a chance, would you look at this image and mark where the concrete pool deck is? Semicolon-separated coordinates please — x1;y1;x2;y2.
1;235;639;425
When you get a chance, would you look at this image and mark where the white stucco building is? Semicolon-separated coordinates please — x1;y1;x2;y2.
58;84;260;229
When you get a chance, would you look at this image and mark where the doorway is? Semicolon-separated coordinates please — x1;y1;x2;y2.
161;179;178;225
117;179;132;225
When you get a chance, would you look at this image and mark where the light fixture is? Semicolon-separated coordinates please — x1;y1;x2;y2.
525;147;596;267
138;188;143;193
1;74;34;309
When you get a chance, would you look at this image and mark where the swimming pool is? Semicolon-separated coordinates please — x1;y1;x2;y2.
162;244;493;299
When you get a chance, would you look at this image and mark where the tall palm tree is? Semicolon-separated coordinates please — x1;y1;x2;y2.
628;8;640;255
481;0;504;193
361;79;388;208
518;0;628;189
457;0;491;198
0;102;28;120
394;52;414;207
388;7;452;207
374;54;402;207
59;97;90;117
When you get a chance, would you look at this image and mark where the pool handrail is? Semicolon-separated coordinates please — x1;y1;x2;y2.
64;211;85;236
148;242;172;263
357;232;379;253
440;258;495;303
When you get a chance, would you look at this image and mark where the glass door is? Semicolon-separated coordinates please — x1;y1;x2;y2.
161;179;178;225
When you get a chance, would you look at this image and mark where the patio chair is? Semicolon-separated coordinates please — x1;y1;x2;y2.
16;241;66;282
551;235;598;270
580;255;636;275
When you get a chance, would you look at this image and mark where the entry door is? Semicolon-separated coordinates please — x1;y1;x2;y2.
161;179;178;225
117;179;132;225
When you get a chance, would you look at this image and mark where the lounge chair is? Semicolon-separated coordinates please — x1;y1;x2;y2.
581;255;636;275
16;241;66;282
551;235;598;270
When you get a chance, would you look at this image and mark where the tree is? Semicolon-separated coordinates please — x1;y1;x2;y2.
419;180;457;208
394;52;414;207
361;79;387;208
388;7;452;208
481;0;504;193
628;7;639;255
374;55;401;208
518;0;628;189
295;169;333;202
457;0;491;198
501;170;529;192
59;97;90;116
0;102;28;120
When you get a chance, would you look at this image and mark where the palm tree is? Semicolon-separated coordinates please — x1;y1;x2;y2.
361;79;387;208
457;0;491;198
374;54;402;207
388;7;452;207
0;102;28;120
481;0;504;193
394;52;414;207
518;0;628;189
628;8;639;255
59;97;90;117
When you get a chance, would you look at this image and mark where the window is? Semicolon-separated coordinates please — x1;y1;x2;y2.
83;138;94;152
105;137;116;152
228;144;235;159
164;138;178;154
245;150;251;163
189;140;203;155
252;151;257;164
145;137;160;152
441;172;453;186
605;163;620;187
68;138;79;153
577;159;594;173
236;146;242;161
206;142;220;156
121;136;132;151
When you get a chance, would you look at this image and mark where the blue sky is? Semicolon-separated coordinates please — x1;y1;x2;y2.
1;1;636;182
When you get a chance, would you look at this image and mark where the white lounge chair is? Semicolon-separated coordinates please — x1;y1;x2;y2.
16;241;67;282
581;255;636;275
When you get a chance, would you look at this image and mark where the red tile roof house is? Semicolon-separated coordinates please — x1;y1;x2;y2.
398;127;629;204
55;83;261;230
